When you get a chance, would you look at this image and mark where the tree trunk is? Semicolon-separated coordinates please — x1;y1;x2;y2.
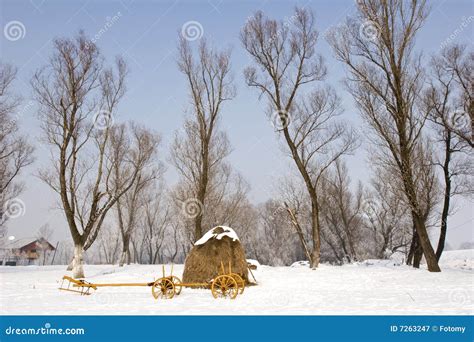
284;203;312;264
66;257;73;270
148;246;153;264
413;238;423;268
379;235;389;259
119;251;126;267
436;132;452;261
436;191;450;261
412;213;440;271
282;127;322;269
406;231;416;266
408;230;423;268
119;236;130;267
309;202;321;268
399;152;441;272
347;235;357;262
309;248;320;269
72;242;85;278
193;139;210;242
194;180;207;240
194;214;203;242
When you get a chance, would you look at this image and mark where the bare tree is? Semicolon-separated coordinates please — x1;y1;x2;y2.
241;8;356;268
165;220;188;263
363;135;439;267
226;199;259;259
425;44;474;261
172;37;238;241
220;198;303;266
364;167;412;260
53;240;73;265
95;224;121;264
328;0;441;271
319;160;365;263
200;171;250;228
133;180;170;264
279;177;313;263
0;63;34;230
111;123;162;266
31;32;145;278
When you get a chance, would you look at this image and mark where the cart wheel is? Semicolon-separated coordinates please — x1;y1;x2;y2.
211;275;238;299
170;276;182;295
152;277;175;300
231;273;245;294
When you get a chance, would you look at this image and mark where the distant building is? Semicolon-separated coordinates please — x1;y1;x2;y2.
0;237;56;266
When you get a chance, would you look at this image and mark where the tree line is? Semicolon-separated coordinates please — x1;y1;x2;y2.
0;0;472;277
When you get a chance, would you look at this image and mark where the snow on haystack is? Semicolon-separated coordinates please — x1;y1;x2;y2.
194;225;239;245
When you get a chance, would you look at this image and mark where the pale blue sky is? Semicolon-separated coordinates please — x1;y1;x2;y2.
0;0;473;247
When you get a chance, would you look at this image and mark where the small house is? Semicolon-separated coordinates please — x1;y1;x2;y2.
0;237;56;266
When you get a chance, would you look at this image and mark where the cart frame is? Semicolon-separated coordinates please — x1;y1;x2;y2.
59;261;246;300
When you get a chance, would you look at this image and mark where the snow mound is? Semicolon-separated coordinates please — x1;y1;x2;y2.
291;261;309;267
439;249;474;270
194;226;239;246
357;259;402;267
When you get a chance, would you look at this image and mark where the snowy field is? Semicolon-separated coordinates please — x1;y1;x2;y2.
0;250;472;315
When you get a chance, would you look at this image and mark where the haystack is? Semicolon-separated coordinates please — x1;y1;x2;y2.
183;226;249;283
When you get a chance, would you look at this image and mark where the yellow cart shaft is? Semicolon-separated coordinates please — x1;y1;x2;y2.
78;282;151;287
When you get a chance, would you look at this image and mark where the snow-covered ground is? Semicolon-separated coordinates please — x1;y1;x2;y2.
0;250;472;315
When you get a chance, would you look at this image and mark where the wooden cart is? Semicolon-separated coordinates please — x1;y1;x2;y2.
59;262;245;300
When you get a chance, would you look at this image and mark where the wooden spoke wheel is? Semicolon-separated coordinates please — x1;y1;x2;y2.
211;275;238;299
230;273;245;294
170;276;182;295
152;277;175;300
